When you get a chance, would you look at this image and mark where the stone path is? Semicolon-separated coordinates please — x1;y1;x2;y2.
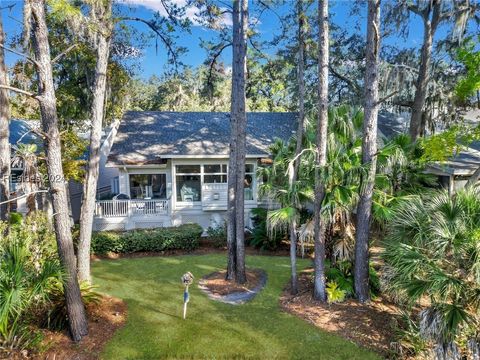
198;270;267;305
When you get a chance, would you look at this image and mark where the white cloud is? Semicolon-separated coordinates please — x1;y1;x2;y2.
117;0;231;27
119;0;186;17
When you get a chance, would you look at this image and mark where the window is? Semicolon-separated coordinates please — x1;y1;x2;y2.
204;164;227;183
176;165;201;202
245;164;255;200
111;176;119;195
129;174;166;199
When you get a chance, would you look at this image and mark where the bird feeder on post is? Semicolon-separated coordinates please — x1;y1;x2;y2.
181;272;194;319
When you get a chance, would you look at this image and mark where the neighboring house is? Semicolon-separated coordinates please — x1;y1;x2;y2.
377;109;480;193
8;119;43;214
93;111;297;231
425;110;480;194
8;119;119;220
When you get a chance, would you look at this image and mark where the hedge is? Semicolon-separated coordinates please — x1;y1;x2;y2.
91;224;203;255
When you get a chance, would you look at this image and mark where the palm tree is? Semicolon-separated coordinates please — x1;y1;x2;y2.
260;106;366;266
383;188;480;358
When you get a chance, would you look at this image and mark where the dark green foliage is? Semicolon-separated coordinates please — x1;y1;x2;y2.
0;213;62;352
91;224;203;255
42;282;101;331
383;188;480;355
206;223;227;248
8;212;23;226
324;260;380;299
249;208;285;250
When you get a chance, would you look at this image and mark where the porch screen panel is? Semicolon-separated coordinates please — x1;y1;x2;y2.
129;174;167;199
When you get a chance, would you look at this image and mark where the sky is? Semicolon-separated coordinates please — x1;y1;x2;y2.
0;0;471;80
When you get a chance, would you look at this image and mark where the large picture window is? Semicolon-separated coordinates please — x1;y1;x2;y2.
129;174;167;199
176;165;201;202
174;163;255;203
204;164;227;183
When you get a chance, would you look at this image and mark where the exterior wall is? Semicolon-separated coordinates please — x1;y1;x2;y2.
94;157;260;231
68;122;121;222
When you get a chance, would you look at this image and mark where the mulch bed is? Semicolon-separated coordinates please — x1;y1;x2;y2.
200;269;264;296
39;295;127;360
280;270;400;357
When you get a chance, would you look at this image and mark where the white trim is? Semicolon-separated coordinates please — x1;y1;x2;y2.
107;154;267;168
166;154;266;159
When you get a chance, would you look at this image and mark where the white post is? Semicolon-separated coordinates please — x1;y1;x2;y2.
183;285;189;319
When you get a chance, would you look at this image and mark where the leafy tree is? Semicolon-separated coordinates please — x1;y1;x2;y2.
5;0;90;341
455;36;480;107
384;0;476;140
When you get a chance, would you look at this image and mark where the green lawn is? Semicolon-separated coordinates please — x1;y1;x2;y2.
92;254;380;360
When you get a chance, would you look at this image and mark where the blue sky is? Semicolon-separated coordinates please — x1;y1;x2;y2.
0;0;471;80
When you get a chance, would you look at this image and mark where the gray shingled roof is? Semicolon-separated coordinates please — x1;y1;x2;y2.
427;141;480;176
107;111;297;165
9;119;41;146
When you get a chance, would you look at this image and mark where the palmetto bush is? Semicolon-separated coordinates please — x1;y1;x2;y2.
0;213;62;351
383;188;480;358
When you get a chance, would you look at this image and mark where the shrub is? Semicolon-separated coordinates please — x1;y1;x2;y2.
91;223;203;254
0;212;62;352
383;188;480;356
8;212;23;226
206;222;227;248
324;260;379;300
326;281;346;303
42;282;101;331
249;208;285;250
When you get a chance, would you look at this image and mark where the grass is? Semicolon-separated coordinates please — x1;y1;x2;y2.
92;254;380;360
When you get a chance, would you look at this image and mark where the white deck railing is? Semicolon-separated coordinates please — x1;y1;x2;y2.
94;199;169;218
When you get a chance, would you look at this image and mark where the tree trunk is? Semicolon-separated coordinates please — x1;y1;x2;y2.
289;0;306;296
233;0;248;285
409;1;441;141
226;0;241;281
78;0;113;284
29;0;88;341
0;13;10;221
354;0;381;304
313;0;329;302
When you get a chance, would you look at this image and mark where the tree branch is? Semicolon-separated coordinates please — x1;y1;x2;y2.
206;42;231;88
377;90;400;105
119;16;179;68
0;84;36;98
329;65;361;93
0;44;39;66
0;190;49;205
52;44;78;64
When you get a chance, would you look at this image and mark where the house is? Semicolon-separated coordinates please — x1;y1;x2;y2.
93;111;297;231
68;120;120;222
424;110;480;193
8;119;44;214
7;119;118;220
